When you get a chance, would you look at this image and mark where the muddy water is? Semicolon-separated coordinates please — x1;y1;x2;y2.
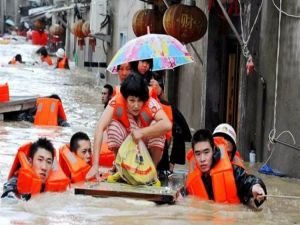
0;41;300;225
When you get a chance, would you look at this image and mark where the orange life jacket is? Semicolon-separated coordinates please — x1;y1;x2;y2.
113;85;157;99
186;146;240;204
59;144;91;183
99;141;115;167
8;143;70;195
57;57;67;69
34;97;67;126
41;55;53;66
112;94;155;130
160;103;173;141
213;136;245;169
0;83;10;102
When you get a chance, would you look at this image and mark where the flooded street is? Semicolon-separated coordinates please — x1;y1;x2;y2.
0;41;300;225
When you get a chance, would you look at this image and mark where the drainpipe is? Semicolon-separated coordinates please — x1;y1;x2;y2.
259;74;266;161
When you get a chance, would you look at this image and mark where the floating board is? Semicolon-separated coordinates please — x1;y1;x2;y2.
73;181;179;204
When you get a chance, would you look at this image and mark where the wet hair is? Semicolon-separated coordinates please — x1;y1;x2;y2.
117;63;131;71
104;84;113;96
15;54;22;63
49;94;61;101
29;138;55;161
120;73;149;102
149;72;165;90
39;47;48;57
70;132;90;153
130;59;153;73
192;129;215;151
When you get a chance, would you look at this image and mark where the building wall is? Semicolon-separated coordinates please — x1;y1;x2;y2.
259;0;300;178
168;1;208;132
107;0;144;84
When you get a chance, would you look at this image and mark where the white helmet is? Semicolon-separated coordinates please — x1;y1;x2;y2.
56;48;65;58
213;123;236;145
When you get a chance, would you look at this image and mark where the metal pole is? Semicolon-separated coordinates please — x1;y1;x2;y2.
215;0;243;46
0;0;3;36
273;139;300;152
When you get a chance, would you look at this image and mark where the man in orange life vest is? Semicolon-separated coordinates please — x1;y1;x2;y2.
86;73;172;180
2;138;57;200
59;132;92;183
185;129;267;207
39;47;53;66
55;48;70;69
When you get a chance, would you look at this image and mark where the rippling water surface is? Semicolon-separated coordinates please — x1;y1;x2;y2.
0;39;299;225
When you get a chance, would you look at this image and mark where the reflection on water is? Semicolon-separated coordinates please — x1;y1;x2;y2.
1;42;300;225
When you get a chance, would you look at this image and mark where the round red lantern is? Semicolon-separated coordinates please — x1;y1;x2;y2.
132;8;165;37
82;21;91;37
49;24;64;36
163;4;207;43
71;20;86;39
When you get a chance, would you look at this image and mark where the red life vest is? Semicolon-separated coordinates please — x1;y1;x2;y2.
213;136;245;169
99;141;115;167
0;83;10;102
160;103;173;142
112;94;155;130
57;57;67;69
34;97;67;126
41;55;53;66
186;146;240;204
8;143;70;195
59;144;91;183
113;85;157;99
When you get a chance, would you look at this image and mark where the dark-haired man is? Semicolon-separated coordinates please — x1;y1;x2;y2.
70;132;92;165
2;138;69;200
185;129;267;207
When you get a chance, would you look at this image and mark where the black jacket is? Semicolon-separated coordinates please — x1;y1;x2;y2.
1;176;31;201
186;148;267;207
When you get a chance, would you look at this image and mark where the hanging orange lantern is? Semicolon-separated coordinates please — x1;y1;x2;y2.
49;24;64;37
163;3;207;43
132;7;165;37
71;20;86;50
82;21;91;37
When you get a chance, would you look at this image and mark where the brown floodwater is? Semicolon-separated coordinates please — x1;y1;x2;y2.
0;40;299;225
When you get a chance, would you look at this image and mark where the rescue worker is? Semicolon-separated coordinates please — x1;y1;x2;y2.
185;129;267;207
59;132;92;183
213;123;242;161
86;73;172;180
1;138;69;200
102;84;113;108
39;47;53;66
55;48;70;69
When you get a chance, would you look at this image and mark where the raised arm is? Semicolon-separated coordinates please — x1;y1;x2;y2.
85;104;114;180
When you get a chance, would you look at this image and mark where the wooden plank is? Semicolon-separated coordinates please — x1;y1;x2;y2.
73;182;179;204
0;96;38;113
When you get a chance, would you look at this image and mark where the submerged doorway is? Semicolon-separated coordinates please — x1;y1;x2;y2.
205;7;241;132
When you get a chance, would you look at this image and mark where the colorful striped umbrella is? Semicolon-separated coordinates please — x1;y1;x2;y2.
107;34;194;73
